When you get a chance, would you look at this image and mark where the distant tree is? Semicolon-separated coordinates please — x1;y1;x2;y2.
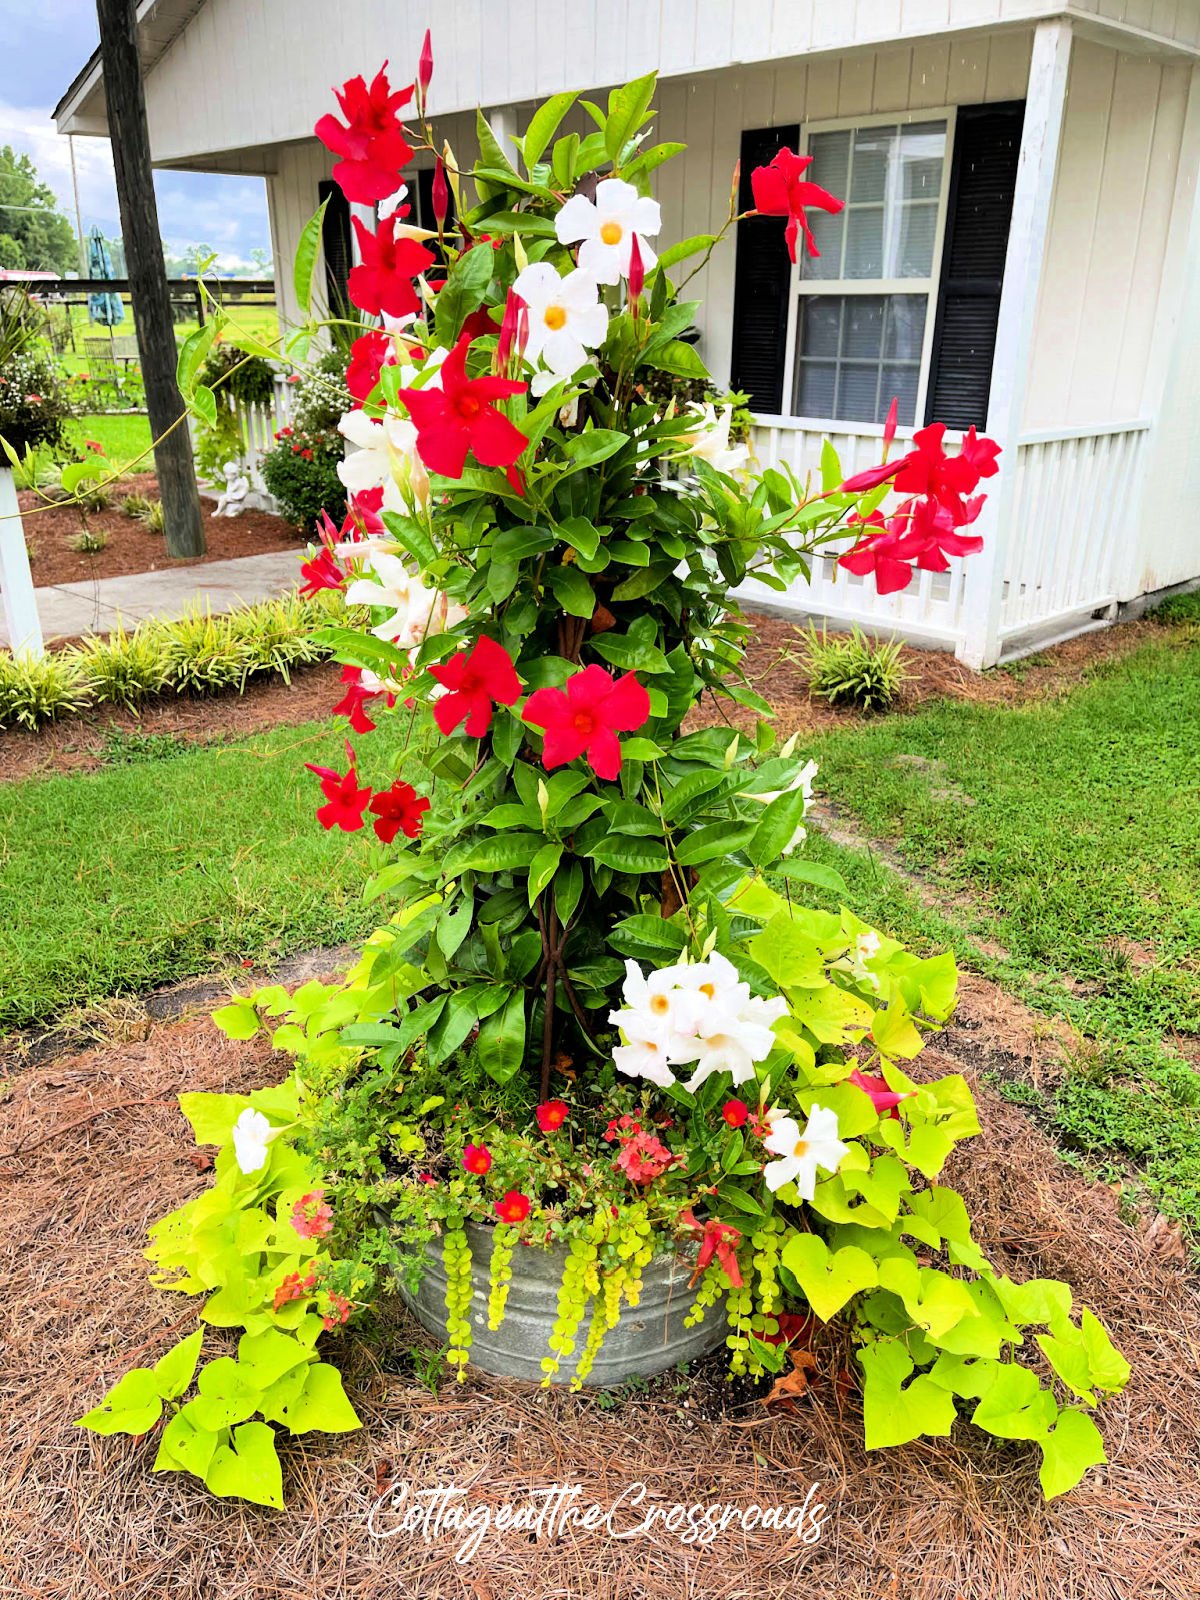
0;147;78;273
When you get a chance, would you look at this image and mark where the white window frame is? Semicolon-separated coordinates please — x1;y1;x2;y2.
779;107;958;431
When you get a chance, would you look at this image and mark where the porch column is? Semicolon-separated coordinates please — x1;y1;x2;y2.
956;18;1072;670
0;469;44;658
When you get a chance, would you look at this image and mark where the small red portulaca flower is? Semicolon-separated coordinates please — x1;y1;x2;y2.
462;1141;492;1175
430;635;522;739
84;439;103;453
314;63;415;204
321;1290;352;1330
535;1099;569;1133
418;1171;437;1185
368;779;430;843
494;1190;531;1224
721;1099;749;1130
291;1189;334;1239
300;447;314;461
397;331;529;480
304;740;373;832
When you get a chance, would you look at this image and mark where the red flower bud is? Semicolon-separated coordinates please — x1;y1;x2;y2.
627;233;645;306
418;29;434;96
432;156;449;229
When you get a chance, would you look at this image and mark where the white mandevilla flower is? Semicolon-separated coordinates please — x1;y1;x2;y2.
762;1105;849;1198
345;550;448;645
608;952;787;1091
337;408;429;514
555;177;661;286
848;929;883;991
232;1108;274;1175
679;403;749;476
512;262;609;395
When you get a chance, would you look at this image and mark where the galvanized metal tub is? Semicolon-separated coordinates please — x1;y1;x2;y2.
396;1221;728;1386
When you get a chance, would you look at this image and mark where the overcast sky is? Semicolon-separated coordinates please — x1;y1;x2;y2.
0;0;271;269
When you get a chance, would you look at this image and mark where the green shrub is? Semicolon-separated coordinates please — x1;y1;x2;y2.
0;346;72;458
260;427;345;530
158;607;261;695
77;623;168;706
69;526;108;554
289;347;351;433
798;624;910;712
0;650;93;728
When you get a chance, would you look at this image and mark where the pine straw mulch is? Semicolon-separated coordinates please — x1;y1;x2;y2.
2;1006;1199;1599
18;473;306;590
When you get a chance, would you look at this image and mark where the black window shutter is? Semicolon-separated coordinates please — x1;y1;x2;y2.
317;178;352;315
924;101;1025;429
730;124;799;414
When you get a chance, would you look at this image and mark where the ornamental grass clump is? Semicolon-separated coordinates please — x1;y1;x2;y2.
0;648;93;728
78;38;1127;1511
799;624;910;712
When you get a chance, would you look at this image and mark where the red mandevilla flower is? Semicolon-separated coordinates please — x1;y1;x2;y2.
681;1209;744;1289
721;1099;749;1130
494;1190;531;1224
347;212;437;320
848;1068;914;1120
522;664;650;782
332;664;392;734
535;1099;569;1133
750;146;845;263
462;1142;492;1175
397;331;529;479
314;63;415;204
368;779;430;843
299;545;345;599
345;328;395;403
304;741;373;831
429;635;523;738
291;1190;334;1239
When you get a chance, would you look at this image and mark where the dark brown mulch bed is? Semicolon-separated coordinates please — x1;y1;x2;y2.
1;1000;1197;1599
0;661;345;786
18;471;306;588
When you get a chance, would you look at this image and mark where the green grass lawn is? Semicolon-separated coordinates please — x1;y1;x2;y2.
0;714;411;1033
794;611;1200;1229
64;413;154;469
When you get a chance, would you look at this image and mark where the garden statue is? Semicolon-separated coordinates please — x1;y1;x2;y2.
76;35;1130;1515
213;459;249;517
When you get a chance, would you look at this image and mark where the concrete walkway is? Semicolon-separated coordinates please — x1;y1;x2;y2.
0;549;302;648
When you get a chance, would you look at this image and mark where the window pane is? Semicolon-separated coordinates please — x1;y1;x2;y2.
795;360;836;418
808;129;851;195
836;364;880;423
900;122;946;200
883;294;927;361
799;296;841;357
881;362;920;426
843;296;884;358
805;208;843;275
896;202;938;277
845;207;884;278
850;125;892;203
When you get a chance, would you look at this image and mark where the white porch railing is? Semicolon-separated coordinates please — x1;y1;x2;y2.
735;414;1152;664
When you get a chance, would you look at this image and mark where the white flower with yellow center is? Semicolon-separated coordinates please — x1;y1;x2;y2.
679;403;749;476
511;262;609;395
674;992;790;1090
613;1029;677;1090
555;177;661;286
762;1106;848;1198
337;408;429;514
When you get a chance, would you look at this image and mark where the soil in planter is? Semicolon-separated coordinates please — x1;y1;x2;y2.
17;471;307;588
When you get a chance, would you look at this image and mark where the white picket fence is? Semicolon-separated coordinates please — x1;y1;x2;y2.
237;374;296;496
735;414;1151;665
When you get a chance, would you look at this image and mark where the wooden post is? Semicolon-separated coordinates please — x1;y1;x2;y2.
955;18;1071;670
95;0;205;558
0;468;44;658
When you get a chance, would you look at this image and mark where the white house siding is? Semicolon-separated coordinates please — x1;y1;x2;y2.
1023;39;1194;429
132;0;1200;166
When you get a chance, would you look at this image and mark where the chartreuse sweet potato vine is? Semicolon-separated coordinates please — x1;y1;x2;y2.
76;41;1126;1509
